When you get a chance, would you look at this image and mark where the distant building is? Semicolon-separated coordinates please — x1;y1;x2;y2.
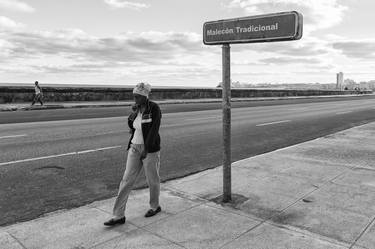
344;78;357;90
368;80;375;90
336;72;344;90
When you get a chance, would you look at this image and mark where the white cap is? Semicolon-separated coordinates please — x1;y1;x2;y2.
133;82;151;97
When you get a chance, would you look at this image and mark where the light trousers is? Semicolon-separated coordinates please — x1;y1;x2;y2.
113;144;160;217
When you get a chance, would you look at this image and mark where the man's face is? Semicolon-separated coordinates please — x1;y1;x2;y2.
133;94;147;105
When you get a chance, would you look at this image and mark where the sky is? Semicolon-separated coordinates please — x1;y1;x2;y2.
0;0;374;87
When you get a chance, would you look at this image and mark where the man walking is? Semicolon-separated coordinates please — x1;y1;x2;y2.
31;81;43;106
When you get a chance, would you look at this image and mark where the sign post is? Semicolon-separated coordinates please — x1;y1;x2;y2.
222;43;231;202
203;11;303;203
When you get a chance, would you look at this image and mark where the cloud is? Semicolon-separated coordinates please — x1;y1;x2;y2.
5;29;205;62
125;31;203;53
104;0;150;10
30;63;115;74
0;0;35;13
0;16;25;29
259;56;321;65
126;66;221;79
1;21;338;85
231;37;330;57
0;26;212;78
332;40;375;59
225;0;347;32
0;37;16;59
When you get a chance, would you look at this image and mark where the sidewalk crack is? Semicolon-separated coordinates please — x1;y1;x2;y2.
349;216;375;249
7;232;28;249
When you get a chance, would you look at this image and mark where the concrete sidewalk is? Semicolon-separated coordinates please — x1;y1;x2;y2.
1;122;374;249
0;94;371;111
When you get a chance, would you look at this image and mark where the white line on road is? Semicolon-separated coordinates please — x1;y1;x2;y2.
287;108;310;111
0;145;122;167
187;116;219;121
335;111;352;115
0;134;27;139
93;130;128;136
256;120;291;127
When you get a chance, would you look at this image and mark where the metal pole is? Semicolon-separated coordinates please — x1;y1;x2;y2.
222;43;231;202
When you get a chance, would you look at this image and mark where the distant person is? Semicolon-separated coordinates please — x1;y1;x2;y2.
104;82;162;226
31;81;43;106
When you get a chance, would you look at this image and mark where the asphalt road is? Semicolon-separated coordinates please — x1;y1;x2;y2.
0;96;374;226
1;95;375;124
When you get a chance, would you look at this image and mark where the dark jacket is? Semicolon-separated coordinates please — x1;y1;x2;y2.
127;100;161;153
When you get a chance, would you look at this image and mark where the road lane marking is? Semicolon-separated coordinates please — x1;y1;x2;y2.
0;134;27;139
256;120;291;127
188;116;219;121
0;146;122;167
335;111;352;115
76;146;122;154
95;130;128;136
287;108;310;111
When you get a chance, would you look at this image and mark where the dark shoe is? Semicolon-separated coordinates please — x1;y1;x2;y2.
145;206;161;217
104;217;126;226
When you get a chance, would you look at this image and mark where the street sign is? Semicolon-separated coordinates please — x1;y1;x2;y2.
203;11;303;203
203;11;302;45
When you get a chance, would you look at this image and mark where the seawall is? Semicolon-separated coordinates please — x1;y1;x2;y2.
0;86;371;103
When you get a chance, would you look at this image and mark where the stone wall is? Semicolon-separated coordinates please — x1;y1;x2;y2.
0;86;371;103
